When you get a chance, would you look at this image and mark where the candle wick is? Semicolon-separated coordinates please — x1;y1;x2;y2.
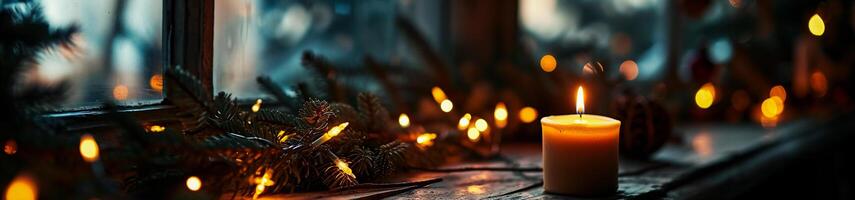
579;113;582;118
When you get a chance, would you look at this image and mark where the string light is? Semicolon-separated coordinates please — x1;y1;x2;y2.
416;133;437;148
4;174;36;200
695;83;715;109
335;159;356;179
770;85;787;102
467;126;480;142
251;99;262;112
4;140;16;155
440;99;453;113
79;134;99;162
277;130;290;143
540;54;557;72
458;113;472;131
252;169;274;200
519;107;538;123
474;119;488;132
808;13;825;36
761;97;784;118
186;176;202;191
147;125;166;133
311;122;349;146
431;86;447;104
494;103;508;128
398;113;410;128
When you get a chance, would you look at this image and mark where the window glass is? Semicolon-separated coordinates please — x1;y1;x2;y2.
30;0;163;108
519;0;666;81
214;0;442;98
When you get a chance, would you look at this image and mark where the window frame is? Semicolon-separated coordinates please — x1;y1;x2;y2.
45;0;214;129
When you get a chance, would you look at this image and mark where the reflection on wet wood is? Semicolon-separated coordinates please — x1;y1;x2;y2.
263;119;847;199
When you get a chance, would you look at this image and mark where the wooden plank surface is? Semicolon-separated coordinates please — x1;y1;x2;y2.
251;117;849;199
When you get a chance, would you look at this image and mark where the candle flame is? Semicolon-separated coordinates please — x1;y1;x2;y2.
336;159;356;179
79;134;99;162
576;86;585;114
5;174;36;200
398;113;410;128
252;169;275;200
251;99;262;112
311;122;349;146
458;113;472;131
186;176;202;191
494;103;508;128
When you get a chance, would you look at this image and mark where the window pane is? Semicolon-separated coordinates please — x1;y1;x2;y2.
214;0;442;98
519;0;665;81
30;0;163;108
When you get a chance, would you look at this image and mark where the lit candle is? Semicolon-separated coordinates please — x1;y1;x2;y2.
541;86;621;196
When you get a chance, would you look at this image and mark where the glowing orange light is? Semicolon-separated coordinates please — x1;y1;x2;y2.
808;14;825;36
79;134;99;162
431;86;447;104
251;99;262;112
148;125;166;133
810;71;828;97
398;113;410;128
186;176;202;191
336;159;356;179
770;85;787;102
416;133;437;147
761;97;784;118
466;185;486;194
440;99;453;113
540;54;557;72
312;122;349;146
494;103;508;128
252;169;274;200
474;118;489;132
467;126;480;142
692;132;713;159
576;86;585;114
4;140;16;155
5;174;36;200
619;60;639;80
458;113;472;131
695;83;716;109
113;84;129;100
149;74;163;92
519;107;538;123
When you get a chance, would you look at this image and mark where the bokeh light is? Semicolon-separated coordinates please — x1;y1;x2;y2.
398;113;410;128
79;134;99;162
769;85;787;102
5;174;36;200
811;71;828;97
519;107;538;123
619;60;639;80
186;176;202;191
695;83;716;109
440;99;453;113
808;14;825;36
540;54;557;72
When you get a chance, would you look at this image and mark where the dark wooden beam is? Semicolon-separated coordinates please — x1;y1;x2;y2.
163;0;214;100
